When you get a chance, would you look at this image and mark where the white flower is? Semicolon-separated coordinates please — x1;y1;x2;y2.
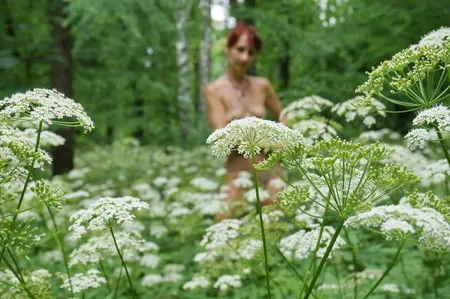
141;274;164;287
404;128;434;150
292;119;337;145
61;269;106;293
0;88;94;132
345;204;450;250
268;178;287;189
244;187;270;203
190;177;219;191
206;117;303;158
238;239;262;260
200;219;241;250
150;223;169;238
183;276;210;289
69;196;149;239
140;254;161;269
332;96;385;126
213;274;242;291
280;95;333;121
358;129;401;142
412;105;450;131
164;264;185;274
279;226;346;260
418;27;450;47
69;231;159;266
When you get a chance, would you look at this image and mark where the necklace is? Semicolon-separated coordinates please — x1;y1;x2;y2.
226;74;250;101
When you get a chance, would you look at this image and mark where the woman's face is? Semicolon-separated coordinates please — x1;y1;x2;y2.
227;33;256;74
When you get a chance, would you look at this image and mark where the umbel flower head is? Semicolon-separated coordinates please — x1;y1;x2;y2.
206;117;303;159
280;95;333;122
0;88;94;132
69;196;149;239
356;27;450;112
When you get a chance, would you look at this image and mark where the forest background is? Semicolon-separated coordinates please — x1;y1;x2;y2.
1;0;449;173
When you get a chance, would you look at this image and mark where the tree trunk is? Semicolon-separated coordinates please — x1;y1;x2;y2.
279;1;291;89
175;0;193;147
199;0;212;113
48;0;75;175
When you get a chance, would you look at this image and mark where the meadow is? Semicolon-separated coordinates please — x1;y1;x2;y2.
0;27;449;299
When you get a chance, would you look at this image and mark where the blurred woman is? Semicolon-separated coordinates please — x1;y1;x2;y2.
203;22;285;219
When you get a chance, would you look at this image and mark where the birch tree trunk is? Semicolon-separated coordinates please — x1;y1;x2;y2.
199;0;212;112
176;0;193;147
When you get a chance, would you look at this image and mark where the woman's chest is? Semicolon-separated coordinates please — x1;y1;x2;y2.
221;85;266;119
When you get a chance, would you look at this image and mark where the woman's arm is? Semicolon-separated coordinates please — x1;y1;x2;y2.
204;83;228;129
263;79;286;124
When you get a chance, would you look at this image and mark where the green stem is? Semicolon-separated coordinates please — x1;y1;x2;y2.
298;203;330;299
362;239;406;299
343;229;358;299
302;220;344;299
112;265;123;299
251;156;272;299
99;259;112;292
0;121;43;263
5;249;37;299
435;127;450;169
109;225;136;299
45;204;73;296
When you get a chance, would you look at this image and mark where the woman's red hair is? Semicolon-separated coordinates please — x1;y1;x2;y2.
226;22;262;53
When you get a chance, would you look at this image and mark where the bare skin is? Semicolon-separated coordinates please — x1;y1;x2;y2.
204;33;285;219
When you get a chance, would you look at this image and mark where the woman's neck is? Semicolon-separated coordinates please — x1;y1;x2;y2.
227;69;247;83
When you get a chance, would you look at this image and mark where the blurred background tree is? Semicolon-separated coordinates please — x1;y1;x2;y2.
1;0;449;171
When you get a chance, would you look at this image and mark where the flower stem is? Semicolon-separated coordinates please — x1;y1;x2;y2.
5;249;37;299
109;225;136;298
251;156;272;299
99;259;112;292
435;127;450;168
0;121;43;263
302;220;344;299
45;203;73;297
362;239;406;299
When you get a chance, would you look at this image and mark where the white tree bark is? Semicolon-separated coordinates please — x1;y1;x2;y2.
176;0;193;146
199;0;212;114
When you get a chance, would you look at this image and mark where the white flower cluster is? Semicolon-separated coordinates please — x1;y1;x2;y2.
0;88;94;132
190;177;219;191
416;159;450;187
61;269;106;293
292;119;337;145
200;219;241;250
244;187;270;203
357;129;401;143
69;196;149;239
232;171;253;188
279;226;345;260
139;253;161;268
237;239;263;260
69;231;159;266
183;276;211;290
0;124;53;169
141;264;184;287
417;27;450;47
405;128;437;150
345;204;450;250
413;105;450;131
132;183;161;201
280;95;333;121
213;274;242;291
332;96;386;127
206;117;303;159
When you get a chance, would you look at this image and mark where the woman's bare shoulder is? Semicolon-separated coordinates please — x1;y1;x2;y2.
204;76;227;94
249;76;272;89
